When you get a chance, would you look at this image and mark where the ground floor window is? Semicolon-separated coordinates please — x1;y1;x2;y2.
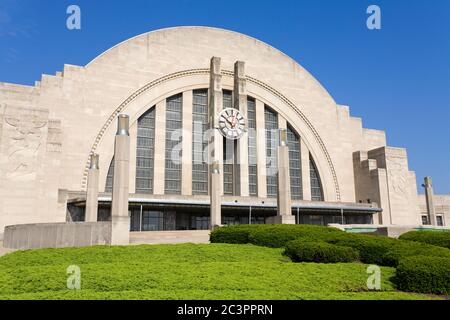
191;216;209;230
142;211;164;231
76;203;375;230
223;216;266;225
437;215;444;226
421;215;430;225
298;214;373;226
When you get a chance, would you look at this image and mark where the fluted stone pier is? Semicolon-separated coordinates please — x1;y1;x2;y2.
424;176;437;226
208;57;223;229
234;61;249;197
111;114;131;245
210;162;222;228
85;153;99;222
267;129;295;224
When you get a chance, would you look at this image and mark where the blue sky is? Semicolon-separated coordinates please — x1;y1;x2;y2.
0;0;449;194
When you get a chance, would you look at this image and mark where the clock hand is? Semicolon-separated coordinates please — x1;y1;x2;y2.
223;116;233;127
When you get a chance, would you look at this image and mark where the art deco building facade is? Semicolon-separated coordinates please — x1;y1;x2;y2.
0;27;448;236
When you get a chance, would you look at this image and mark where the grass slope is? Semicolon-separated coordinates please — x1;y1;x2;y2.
0;244;435;300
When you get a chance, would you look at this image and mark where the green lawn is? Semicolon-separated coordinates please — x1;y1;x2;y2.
0;244;437;300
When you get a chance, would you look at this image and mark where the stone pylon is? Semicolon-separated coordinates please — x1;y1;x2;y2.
423;176;437;226
85;153;99;222
110;114;131;245
210;161;222;228
208;57;223;229
234;61;249;197
267;129;295;224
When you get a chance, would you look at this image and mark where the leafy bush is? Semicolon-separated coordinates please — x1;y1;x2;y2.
382;241;450;267
248;225;347;248
399;230;450;249
284;240;359;263
210;224;346;248
332;235;399;265
209;225;257;244
395;256;450;295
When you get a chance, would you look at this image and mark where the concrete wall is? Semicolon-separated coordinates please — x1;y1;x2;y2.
3;222;111;249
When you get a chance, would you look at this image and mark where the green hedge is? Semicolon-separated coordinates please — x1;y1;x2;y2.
382;241;450;267
395;256;450;295
211;224;450;265
210;224;450;295
331;235;398;265
210;224;346;248
209;225;257;244
284;240;359;263
399;230;450;249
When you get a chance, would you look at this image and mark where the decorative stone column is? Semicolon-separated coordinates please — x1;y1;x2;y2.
267;129;295;224
181;90;193;196
234;61;249;197
85;153;99;222
153;100;166;195
208;57;223;229
210;161;222;228
111;114;131;245
255;100;267;198
423;176;437;226
300;139;312;201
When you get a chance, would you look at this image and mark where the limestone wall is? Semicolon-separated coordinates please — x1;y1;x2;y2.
3;222;111;249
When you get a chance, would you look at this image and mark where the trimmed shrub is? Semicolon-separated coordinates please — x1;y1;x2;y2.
247;225;345;248
382;241;450;267
209;225;257;244
399;230;450;249
332;235;399;265
210;224;346;248
395;255;450;295
284;240;359;263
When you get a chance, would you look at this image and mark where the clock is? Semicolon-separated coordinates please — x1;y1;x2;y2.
218;108;246;140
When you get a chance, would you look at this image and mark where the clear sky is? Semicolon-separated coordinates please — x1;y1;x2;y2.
0;0;449;194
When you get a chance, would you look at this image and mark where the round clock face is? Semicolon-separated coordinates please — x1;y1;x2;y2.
218;108;246;140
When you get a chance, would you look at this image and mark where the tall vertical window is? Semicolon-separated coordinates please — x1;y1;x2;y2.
247;97;258;196
165;94;183;194
192;90;209;195
136;107;156;194
437;215;444;226
105;158;114;193
287;125;302;200
265;106;278;198
223;90;234;195
310;156;324;201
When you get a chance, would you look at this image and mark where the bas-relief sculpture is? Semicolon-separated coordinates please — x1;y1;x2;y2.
387;157;409;198
2;106;48;181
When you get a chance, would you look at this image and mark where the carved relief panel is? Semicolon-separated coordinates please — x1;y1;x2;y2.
0;105;62;182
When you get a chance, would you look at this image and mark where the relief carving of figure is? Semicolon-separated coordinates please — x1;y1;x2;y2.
388;157;408;197
3;108;47;180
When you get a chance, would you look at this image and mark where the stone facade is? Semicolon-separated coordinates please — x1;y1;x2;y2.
0;26;447;237
417;194;450;227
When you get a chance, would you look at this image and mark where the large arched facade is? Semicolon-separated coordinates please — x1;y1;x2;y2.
0;26;429;237
104;92;325;198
